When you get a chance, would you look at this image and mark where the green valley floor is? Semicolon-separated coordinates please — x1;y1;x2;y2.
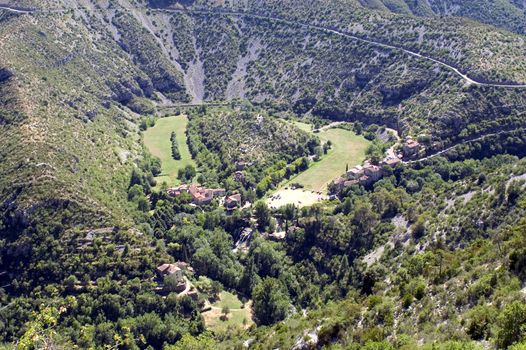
144;115;195;186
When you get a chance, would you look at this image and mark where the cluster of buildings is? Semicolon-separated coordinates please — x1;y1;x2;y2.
333;161;394;191
167;183;243;210
167;183;226;205
334;136;422;192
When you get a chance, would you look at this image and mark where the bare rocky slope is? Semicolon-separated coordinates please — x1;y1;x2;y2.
359;0;526;35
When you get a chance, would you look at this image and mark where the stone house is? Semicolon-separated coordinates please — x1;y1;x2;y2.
346;165;364;179
225;194;242;210
364;165;382;181
403;137;420;158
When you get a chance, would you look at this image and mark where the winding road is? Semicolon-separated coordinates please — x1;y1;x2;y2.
0;5;63;14
1;4;526;89
155;8;526;89
405;128;526;164
0;5;33;13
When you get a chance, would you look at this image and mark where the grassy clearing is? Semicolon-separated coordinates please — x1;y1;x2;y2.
143;115;195;186
202;291;253;333
213;291;244;309
285;121;370;192
292;120;313;133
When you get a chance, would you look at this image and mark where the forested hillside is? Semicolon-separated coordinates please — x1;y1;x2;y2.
217;154;526;349
143;1;526;148
186;109;317;189
0;0;525;348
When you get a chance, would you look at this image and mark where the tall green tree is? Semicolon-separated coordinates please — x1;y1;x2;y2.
252;278;291;325
171;131;181;160
178;164;196;183
254;201;272;231
496;301;526;348
282;203;297;233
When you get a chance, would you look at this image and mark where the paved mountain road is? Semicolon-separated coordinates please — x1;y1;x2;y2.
157;8;526;89
0;5;64;14
0;5;33;13
1;4;525;89
405;128;526;164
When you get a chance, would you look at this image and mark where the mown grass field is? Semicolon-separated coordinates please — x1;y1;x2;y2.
143;115;195;186
285;121;370;192
202;291;253;333
213;291;244;309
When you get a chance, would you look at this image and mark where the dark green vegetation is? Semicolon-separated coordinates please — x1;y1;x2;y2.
0;0;525;349
186;108;316;195
170;132;181;160
215;155;526;349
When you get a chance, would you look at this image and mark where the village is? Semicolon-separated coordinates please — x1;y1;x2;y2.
167;183;244;210
333;136;422;193
71;135;423;335
165;134;423;208
104;109;461;342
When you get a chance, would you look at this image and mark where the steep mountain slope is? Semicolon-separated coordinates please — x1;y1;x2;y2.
228;0;526;83
217;154;526;349
148;1;526;153
0;0;524;299
140;1;526;144
359;0;526;35
0;0;525;347
0;5;175;342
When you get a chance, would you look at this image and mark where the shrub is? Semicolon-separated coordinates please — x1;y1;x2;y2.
402;293;413;309
496;301;526;348
465;305;496;340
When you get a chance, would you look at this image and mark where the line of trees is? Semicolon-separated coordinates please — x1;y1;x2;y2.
256;157;310;197
171;131;181;160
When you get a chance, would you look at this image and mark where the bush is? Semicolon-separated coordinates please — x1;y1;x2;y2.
496;301;526;348
466;305;496;340
412;217;427;239
178;164;196;183
127;97;155;114
510;248;526;280
402;293;413;309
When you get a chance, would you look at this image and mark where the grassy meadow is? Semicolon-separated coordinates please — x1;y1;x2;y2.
202;291;253;333
285;121;370;192
143;115;195;186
